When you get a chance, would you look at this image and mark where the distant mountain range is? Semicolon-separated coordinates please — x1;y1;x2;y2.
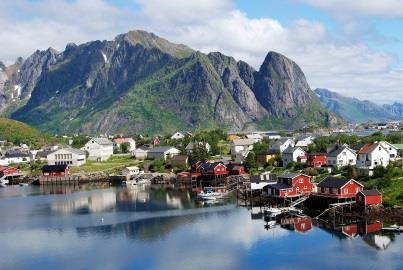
315;88;403;123
0;30;341;135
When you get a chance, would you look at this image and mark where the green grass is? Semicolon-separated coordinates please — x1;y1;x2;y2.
70;155;141;174
0;117;58;147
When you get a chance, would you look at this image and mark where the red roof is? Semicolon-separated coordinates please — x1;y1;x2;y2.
113;138;133;144
358;142;384;154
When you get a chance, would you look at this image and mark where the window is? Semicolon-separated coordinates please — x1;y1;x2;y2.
304;186;307;189
344;188;349;194
299;179;303;183
296;187;300;192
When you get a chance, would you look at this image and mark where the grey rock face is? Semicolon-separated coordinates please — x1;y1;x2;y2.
253;51;313;117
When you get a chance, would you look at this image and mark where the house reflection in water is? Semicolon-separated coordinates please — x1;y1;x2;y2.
51;191;117;214
317;219;395;251
281;216;313;233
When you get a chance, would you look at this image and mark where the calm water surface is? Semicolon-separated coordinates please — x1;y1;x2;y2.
0;185;402;270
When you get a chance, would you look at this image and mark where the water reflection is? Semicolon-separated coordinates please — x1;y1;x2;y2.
0;186;402;270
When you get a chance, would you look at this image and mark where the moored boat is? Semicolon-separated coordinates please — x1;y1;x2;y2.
196;187;228;201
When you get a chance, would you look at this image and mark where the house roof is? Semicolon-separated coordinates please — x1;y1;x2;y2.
171;155;189;162
148;146;178;153
91;137;113;145
200;162;225;170
358;142;387;154
268;183;292;190
327;146;355;158
359;190;381;196
392;144;403;150
318;177;364;188
271;138;293;146
42;164;68;172
5;151;29;158
278;173;304;179
134;146;151;152
283;147;305;154
186;142;209;150
113;138;134;144
52;148;85;156
124;166;140;170
231;138;256;146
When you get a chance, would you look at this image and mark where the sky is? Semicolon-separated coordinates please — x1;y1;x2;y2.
0;0;402;104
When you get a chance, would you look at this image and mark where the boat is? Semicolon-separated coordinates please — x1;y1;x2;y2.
264;220;277;229
19;183;29;187
125;177;150;187
264;208;282;217
196;187;228;201
289;207;303;215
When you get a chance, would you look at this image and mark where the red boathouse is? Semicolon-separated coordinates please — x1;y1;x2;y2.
356;190;382;207
265;173;315;198
199;162;228;179
42;164;70;177
316;177;364;199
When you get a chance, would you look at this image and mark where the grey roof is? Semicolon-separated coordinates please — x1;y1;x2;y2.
91;137;113;145
327;146;355;157
283;147;304;154
200;162;225;170
268;183;292;190
231;138;256;146
278;173;302;179
148;146;178;153
42;164;68;172
53;148;85;155
359;190;381;196
317;177;358;188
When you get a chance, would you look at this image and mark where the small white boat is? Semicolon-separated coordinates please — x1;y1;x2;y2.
264;208;282;216
265;220;277;229
126;178;150;187
197;187;228;201
19;183;29;187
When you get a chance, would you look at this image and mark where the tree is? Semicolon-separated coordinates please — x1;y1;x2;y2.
244;152;257;172
190;142;209;163
120;142;130;153
253;138;270;155
373;166;387;178
345;165;358;179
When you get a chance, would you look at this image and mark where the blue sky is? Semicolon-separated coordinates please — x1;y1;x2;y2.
0;0;402;104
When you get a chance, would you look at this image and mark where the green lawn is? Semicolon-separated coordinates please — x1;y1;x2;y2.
70;155;141;174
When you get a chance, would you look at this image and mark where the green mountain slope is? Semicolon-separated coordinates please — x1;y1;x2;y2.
4;30;341;134
0;118;56;147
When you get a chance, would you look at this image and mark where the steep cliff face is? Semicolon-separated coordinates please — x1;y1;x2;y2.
383;102;403;118
0;49;58;115
253;51;313;117
5;30;340;134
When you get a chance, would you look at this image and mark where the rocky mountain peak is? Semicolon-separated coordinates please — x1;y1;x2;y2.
253;51;313;117
116;30;194;58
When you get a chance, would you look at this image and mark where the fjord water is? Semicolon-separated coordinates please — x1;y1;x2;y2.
0;186;402;270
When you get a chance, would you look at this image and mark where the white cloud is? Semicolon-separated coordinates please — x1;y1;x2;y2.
296;0;403;18
0;0;401;104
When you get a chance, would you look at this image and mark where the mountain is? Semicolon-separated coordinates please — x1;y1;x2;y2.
0;118;57;147
315;88;401;123
1;30;340;134
382;102;403;118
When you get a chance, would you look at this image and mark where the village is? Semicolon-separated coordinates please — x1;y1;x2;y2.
0;122;403;223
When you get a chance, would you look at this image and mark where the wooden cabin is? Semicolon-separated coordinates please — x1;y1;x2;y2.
316;177;364;199
42;164;70;177
356;190;382;207
265;173;314;198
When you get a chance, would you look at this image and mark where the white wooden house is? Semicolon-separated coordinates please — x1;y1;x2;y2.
83;138;114;161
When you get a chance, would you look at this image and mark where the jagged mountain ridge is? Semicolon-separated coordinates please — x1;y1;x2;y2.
1;30;339;134
315;88;402;123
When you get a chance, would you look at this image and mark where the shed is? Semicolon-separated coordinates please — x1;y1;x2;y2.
356;190;382;207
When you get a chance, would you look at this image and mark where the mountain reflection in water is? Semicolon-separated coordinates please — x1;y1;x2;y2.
0;185;402;270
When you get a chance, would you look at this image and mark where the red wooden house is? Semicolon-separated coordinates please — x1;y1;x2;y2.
265;173;315;198
306;153;327;168
281;216;313;233
199;162;228;179
316;177;364;199
226;163;245;175
356;190;382;207
0;166;18;177
42;164;70;176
